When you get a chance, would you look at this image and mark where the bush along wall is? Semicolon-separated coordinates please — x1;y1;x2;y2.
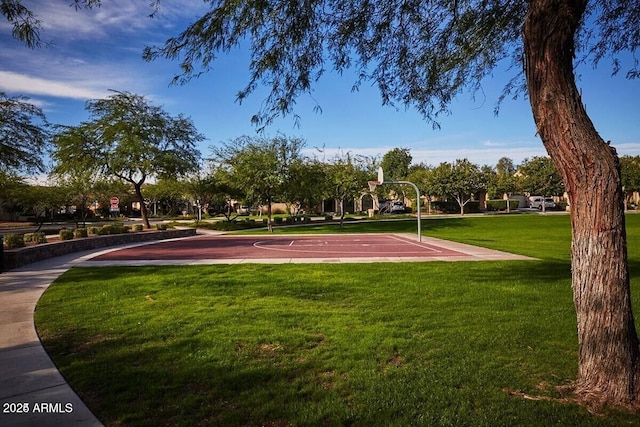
2;228;196;271
430;200;482;214
486;200;520;212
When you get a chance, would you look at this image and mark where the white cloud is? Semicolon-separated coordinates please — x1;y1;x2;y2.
614;142;640;157
0;70;108;100
29;1;208;41
303;143;548;167
306;140;640;169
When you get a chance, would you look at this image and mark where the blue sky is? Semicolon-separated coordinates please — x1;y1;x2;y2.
2;1;639;174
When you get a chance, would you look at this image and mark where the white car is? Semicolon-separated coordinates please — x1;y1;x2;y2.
529;197;555;210
390;201;406;213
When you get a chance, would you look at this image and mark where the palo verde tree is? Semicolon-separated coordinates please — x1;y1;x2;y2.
8;0;640;410
0;92;49;173
51;91;203;228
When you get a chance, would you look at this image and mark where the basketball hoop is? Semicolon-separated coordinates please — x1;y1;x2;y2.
368;180;380;192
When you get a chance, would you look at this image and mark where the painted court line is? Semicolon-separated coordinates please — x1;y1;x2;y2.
84;233;535;265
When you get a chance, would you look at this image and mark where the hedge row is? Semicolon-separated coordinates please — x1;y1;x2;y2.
429;200;482;214
2;223;164;249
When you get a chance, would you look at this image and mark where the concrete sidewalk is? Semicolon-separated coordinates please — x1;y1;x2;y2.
1;251;105;427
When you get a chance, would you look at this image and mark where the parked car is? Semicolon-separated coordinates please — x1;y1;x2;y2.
237;206;250;215
529;196;555;210
390;201;406;214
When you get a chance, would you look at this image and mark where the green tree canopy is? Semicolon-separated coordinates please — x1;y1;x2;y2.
620;156;640;208
431;158;485;215
51;91;203;228
212;135;304;230
517;156;564;198
326;152;372;226
0;92;49;173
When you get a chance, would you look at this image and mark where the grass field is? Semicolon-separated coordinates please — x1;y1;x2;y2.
35;213;640;426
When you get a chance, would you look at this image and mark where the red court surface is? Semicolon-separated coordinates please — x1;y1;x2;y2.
86;233;533;265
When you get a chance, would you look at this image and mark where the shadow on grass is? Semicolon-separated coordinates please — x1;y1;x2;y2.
42;331;345;427
465;259;571;284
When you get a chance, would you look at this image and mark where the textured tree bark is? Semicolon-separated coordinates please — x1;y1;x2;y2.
134;183;151;229
523;0;639;408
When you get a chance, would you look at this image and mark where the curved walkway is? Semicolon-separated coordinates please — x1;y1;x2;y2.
0;233;532;426
0;249;109;427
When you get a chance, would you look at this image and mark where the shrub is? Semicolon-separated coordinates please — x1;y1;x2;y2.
24;232;47;245
74;228;88;238
274;217;283;224
430;200;481;214
89;227;100;235
132;224;143;232
4;233;25;249
111;225;126;234
59;229;74;241
486;200;520;212
100;224;127;235
156;223;168;231
324;214;334;221
555;201;569;211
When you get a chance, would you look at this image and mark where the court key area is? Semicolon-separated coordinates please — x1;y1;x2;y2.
86;233;533;265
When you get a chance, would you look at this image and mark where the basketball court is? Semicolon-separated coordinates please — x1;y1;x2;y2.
85;233;533;265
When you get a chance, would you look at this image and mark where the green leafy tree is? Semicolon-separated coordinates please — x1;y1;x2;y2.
51;91;203;229
0;93;49;173
213;135;304;231
380;147;413;200
50;170;101;227
620;156;640;209
9;0;640;409
494;157;518;200
183;172;220;221
283;158;330;215
20;184;67;231
208;166;245;221
0;171;28;221
408;163;435;215
326;153;370;227
518;156;564;199
150;179;190;217
431;159;485;215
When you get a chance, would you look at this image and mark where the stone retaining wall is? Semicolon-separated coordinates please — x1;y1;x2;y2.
1;228;196;272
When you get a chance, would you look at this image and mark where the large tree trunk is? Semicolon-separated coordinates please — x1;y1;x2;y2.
523;0;640;407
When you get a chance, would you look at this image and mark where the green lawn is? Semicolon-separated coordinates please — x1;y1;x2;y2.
35;213;640;426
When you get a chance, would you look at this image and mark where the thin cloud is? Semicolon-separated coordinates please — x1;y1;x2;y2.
30;1;208;41
302;144;548;167
0;71;108;100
